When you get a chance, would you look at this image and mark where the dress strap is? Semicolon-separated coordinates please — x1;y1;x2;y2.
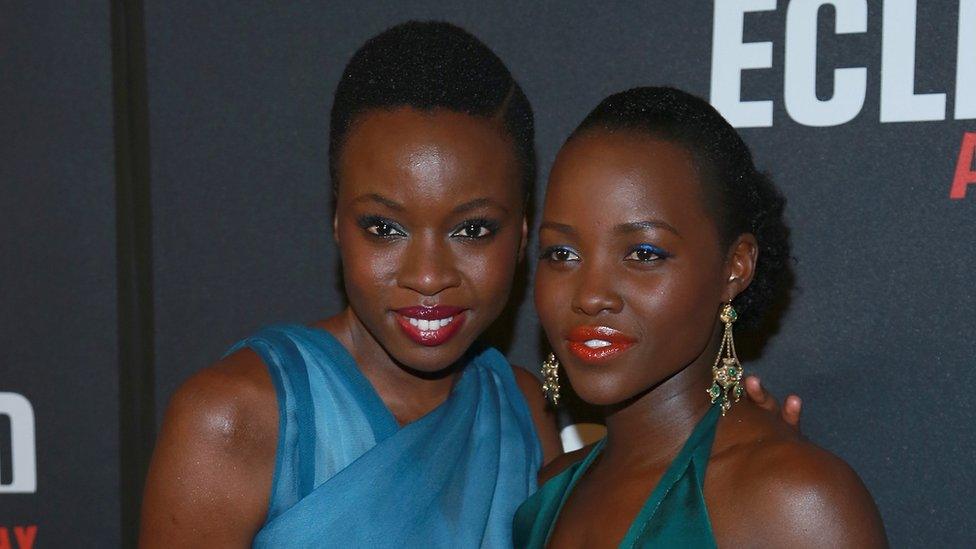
228;326;318;498
622;404;721;547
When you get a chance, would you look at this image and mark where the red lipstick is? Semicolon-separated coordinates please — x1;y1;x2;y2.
393;306;467;347
566;326;637;363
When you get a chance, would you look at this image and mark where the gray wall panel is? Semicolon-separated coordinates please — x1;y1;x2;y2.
0;2;120;545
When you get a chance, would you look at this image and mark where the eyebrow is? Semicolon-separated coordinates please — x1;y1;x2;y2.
539;221;576;235
613;220;681;237
351;194;510;215
452;197;509;215
351;193;403;211
539;219;680;237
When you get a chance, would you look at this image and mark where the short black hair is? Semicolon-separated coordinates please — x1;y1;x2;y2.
571;87;792;329
329;21;535;198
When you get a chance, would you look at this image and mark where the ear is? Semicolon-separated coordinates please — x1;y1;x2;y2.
517;215;529;262
723;233;758;303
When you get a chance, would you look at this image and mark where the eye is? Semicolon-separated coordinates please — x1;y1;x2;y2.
358;216;406;238
540;246;580;262
625;244;669;262
368;222;403;237
450;219;499;239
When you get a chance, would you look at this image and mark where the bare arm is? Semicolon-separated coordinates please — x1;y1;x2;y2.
139;351;278;548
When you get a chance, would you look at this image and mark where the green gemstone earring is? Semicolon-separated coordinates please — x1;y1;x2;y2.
708;302;744;415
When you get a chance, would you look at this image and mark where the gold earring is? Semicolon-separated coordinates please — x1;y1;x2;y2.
708;303;743;415
541;352;561;407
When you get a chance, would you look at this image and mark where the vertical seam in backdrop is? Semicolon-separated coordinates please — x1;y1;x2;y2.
111;0;154;545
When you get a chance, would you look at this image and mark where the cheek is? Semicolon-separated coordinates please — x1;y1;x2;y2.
627;267;721;364
339;238;399;305
455;237;519;306
533;266;565;332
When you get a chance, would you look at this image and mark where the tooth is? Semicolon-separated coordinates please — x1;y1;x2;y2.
584;339;611;349
434;319;444;329
409;318;419;326
444;316;453;325
419;319;430;331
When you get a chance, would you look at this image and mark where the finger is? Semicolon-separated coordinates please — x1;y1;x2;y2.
782;394;802;431
744;375;776;412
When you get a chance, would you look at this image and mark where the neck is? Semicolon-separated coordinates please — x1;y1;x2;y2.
325;307;459;421
600;333;720;469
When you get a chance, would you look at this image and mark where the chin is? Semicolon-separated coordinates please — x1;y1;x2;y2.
563;368;641;407
392;345;470;375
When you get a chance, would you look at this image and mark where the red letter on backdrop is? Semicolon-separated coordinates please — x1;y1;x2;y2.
13;526;36;549
0;528;10;549
950;132;976;199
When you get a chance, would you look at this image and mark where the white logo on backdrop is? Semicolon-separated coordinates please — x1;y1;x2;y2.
711;0;976;127
0;392;37;494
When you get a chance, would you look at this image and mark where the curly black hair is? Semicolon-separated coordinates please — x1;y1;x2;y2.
329;21;535;198
570;86;792;329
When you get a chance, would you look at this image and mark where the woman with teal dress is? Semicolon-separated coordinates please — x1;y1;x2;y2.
516;87;886;547
139;24;798;547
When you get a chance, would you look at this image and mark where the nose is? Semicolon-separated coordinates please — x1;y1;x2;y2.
571;259;623;316
397;233;462;296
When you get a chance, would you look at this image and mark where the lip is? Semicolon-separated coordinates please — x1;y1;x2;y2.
565;325;637;363
393;306;467;347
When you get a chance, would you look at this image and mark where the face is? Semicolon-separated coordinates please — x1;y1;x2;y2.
334;107;526;373
535;130;755;406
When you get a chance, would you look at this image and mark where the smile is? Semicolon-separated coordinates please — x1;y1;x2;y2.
566;326;636;363
393;306;467;347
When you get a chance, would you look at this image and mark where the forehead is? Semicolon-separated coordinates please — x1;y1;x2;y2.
545;130;713;231
337;107;521;206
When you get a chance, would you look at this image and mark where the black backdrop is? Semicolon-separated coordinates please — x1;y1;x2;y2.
2;1;974;547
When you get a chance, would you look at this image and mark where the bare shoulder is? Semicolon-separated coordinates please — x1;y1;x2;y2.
140;349;278;547
163;348;278;454
510;364;563;466
709;411;887;548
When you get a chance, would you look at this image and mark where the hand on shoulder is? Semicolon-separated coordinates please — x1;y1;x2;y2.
139;349;279;548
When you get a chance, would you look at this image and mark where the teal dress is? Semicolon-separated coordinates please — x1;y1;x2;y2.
225;325;542;548
513;405;721;548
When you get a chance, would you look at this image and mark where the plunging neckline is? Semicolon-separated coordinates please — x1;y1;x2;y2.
543;404;722;548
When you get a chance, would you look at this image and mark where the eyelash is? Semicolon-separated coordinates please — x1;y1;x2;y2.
540;244;671;263
540;246;580;262
356;216;500;240
450;218;500;240
625;244;670;262
357;215;407;238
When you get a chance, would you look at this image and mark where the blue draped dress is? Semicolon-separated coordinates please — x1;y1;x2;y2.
225;324;542;548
